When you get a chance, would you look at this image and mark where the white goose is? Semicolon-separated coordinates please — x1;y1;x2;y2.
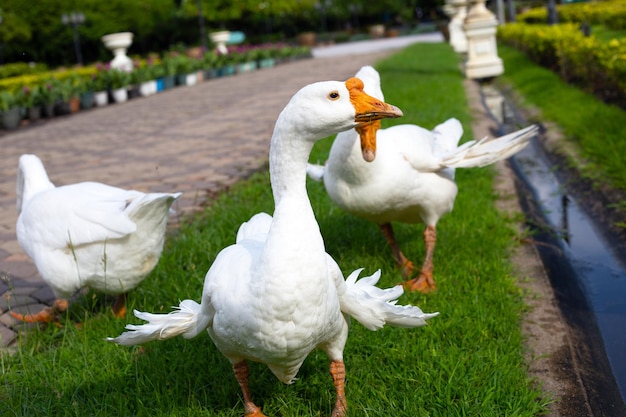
12;154;181;323
307;66;538;293
109;78;438;417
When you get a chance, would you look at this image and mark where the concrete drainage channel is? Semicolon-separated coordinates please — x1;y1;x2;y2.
480;83;626;416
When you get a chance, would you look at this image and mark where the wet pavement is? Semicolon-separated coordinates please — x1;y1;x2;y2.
0;34;442;351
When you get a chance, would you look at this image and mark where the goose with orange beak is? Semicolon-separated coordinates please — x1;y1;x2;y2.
109;78;435;417
308;66;538;293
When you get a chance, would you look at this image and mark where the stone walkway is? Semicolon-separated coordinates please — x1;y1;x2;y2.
0;34;443;351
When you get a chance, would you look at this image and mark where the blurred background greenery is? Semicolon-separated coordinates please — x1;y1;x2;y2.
0;0;443;67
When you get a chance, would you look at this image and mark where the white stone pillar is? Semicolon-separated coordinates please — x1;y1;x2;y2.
447;0;468;53
463;0;503;79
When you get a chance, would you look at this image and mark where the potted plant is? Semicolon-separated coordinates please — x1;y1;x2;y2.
0;90;22;130
170;55;195;86
108;69;131;103
255;44;276;69
217;50;236;76
39;81;59;117
22;85;43;122
230;46;256;74
201;50;220;79
79;76;94;110
92;65;111;107
134;59;157;97
161;55;178;89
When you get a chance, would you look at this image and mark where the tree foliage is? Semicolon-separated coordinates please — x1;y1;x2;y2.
0;0;436;67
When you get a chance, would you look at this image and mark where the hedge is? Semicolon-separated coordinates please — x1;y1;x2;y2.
517;0;626;30
498;22;626;107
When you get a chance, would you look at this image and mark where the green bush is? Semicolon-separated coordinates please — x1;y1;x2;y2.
518;0;626;30
0;62;48;79
498;22;626;106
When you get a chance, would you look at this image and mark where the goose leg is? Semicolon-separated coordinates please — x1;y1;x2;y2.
111;293;127;318
405;225;437;293
10;298;68;323
233;361;267;417
379;223;415;278
330;360;347;417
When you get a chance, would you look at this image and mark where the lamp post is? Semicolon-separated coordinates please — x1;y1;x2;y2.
196;0;208;51
62;11;85;66
315;1;331;34
0;14;4;65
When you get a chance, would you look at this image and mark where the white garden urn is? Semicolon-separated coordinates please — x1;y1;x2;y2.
210;31;230;55
101;32;134;72
463;0;504;79
446;0;468;53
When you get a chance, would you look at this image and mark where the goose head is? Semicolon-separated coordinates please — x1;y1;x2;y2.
275;77;402;159
352;66;385;162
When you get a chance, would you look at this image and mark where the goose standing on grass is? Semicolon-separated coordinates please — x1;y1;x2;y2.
307;66;538;293
12;154;181;323
109;78;438;417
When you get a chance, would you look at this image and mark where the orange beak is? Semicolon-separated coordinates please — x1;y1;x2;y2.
346;77;402;162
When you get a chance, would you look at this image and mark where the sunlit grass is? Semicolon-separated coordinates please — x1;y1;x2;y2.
0;43;549;417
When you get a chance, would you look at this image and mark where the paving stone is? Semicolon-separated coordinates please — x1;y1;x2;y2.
31;285;56;304
0;294;38;311
0;324;16;348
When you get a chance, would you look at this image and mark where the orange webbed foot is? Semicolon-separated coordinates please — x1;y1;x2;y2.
399;259;416;279
111;293;127;318
10;299;68;324
403;272;436;293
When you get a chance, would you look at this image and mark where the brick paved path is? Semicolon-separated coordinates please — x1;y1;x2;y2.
0;35;442;350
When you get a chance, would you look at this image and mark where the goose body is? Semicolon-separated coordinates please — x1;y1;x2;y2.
110;78;437;417
14;154;180;321
307;66;538;292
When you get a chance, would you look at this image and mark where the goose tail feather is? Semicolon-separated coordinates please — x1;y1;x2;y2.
107;299;209;346
339;268;439;331
441;124;538;169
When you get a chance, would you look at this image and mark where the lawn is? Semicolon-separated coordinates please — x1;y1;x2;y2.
1;43;549;416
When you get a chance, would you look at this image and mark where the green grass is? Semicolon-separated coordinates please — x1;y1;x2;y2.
497;44;626;194
0;43;549;416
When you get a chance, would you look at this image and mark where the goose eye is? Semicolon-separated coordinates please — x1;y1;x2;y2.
327;91;340;100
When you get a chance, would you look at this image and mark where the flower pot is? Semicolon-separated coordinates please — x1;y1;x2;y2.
220;65;235;77
27;106;41;122
140;80;157;96
258;58;275;69
162;75;175;90
210;30;230;55
69;96;80;113
94;91;109;107
155;78;164;92
369;24;385;39
1;107;22;130
297;32;316;46
101;32;134;72
42;102;55;118
55;100;71;116
127;85;141;99
185;73;198;86
111;88;128;103
80;91;94;110
236;62;257;74
175;74;187;86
